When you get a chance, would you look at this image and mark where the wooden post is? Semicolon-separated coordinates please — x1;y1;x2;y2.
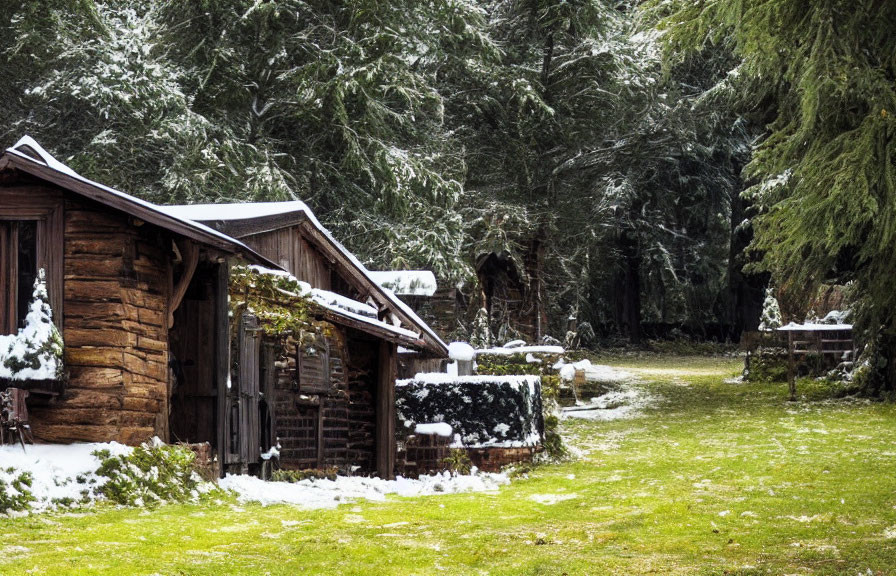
787;331;796;401
215;261;230;478
376;341;397;480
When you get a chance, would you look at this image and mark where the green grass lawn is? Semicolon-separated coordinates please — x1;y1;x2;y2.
3;355;896;575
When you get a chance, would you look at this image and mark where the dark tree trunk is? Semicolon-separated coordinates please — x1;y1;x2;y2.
725;188;768;340
614;231;642;344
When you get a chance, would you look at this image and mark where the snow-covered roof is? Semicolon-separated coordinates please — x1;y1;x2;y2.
1;136;270;263
159;201;311;222
777;322;853;332
243;265;423;345
368;270;437;296
476;345;566;356
164;200;449;356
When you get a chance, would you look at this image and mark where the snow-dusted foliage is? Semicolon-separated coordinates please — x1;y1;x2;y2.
94;437;212;507
0;270;64;381
395;374;543;448
758;287;783;332
470;307;491;349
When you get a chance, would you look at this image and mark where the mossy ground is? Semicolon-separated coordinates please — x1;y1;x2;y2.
3;355;896;575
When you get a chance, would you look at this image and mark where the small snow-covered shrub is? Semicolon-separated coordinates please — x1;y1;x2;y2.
396;374;543;447
470;307;491;349
0;468;35;514
0;269;64;381
94;438;208;507
759;287;783;332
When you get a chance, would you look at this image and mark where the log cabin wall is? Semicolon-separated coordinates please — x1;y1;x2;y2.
29;195;172;445
271;323;378;474
241;228;331;290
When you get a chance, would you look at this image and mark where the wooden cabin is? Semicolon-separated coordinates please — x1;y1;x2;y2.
155;204;450;478
0;137;448;479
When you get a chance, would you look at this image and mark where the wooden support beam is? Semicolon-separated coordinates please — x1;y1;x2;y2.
215;261;230;478
168;240;199;329
376;341;397;480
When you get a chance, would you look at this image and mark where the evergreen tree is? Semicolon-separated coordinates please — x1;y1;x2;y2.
758;287;782;332
654;0;896;388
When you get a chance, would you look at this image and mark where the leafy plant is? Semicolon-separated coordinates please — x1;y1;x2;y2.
0;468;35;514
442;449;472;476
271;467;339;483
94;439;210;507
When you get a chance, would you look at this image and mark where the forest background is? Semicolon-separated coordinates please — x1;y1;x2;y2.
2;0;893;387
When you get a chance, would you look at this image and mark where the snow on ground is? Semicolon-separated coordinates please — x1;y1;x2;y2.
582;363;634;383
0;442;131;513
529;493;578;505
561;366;651;421
219;469;509;509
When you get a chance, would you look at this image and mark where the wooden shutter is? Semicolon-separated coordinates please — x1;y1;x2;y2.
298;333;330;393
238;312;261;466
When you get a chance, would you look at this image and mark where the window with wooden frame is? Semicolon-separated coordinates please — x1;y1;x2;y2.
297;333;331;394
0;192;64;335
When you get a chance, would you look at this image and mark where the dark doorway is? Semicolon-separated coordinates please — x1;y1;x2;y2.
168;262;220;447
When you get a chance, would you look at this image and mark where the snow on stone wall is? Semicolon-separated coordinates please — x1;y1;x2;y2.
396;374;543;448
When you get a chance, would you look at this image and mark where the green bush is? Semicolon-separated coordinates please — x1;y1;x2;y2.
271;467;338;482
0;468;35;514
442;449;472;475
744;347;788;383
94;440;209;507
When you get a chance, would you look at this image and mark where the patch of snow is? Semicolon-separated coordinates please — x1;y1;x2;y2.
778;322;852;332
528;493;578;505
559;364;577;382
562;385;651;422
368;271;437;296
219;469;508;509
310;288;378;318
477;345;565;356
0;442;132;513
503;340;526;349
447;342;475;362
399;373;540;388
414;422;453;437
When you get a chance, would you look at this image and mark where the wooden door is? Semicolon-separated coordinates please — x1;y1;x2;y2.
169;299;216;444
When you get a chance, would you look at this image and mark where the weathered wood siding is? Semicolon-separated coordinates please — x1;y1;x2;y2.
30;196;172;445
241;228;331;290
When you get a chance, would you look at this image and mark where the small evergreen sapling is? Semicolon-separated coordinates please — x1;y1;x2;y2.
758;287;782;332
2;269;64;380
470;307;491;349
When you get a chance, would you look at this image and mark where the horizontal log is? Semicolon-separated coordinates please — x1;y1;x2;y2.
66;347;125;368
64;328;137;348
34;407;121;426
63;258;127;280
55;389;123;410
65;209;129;231
65;238;134;256
122;396;161;413
65;301;127;320
30;424;121;444
65;280;123;302
67;367;124;389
